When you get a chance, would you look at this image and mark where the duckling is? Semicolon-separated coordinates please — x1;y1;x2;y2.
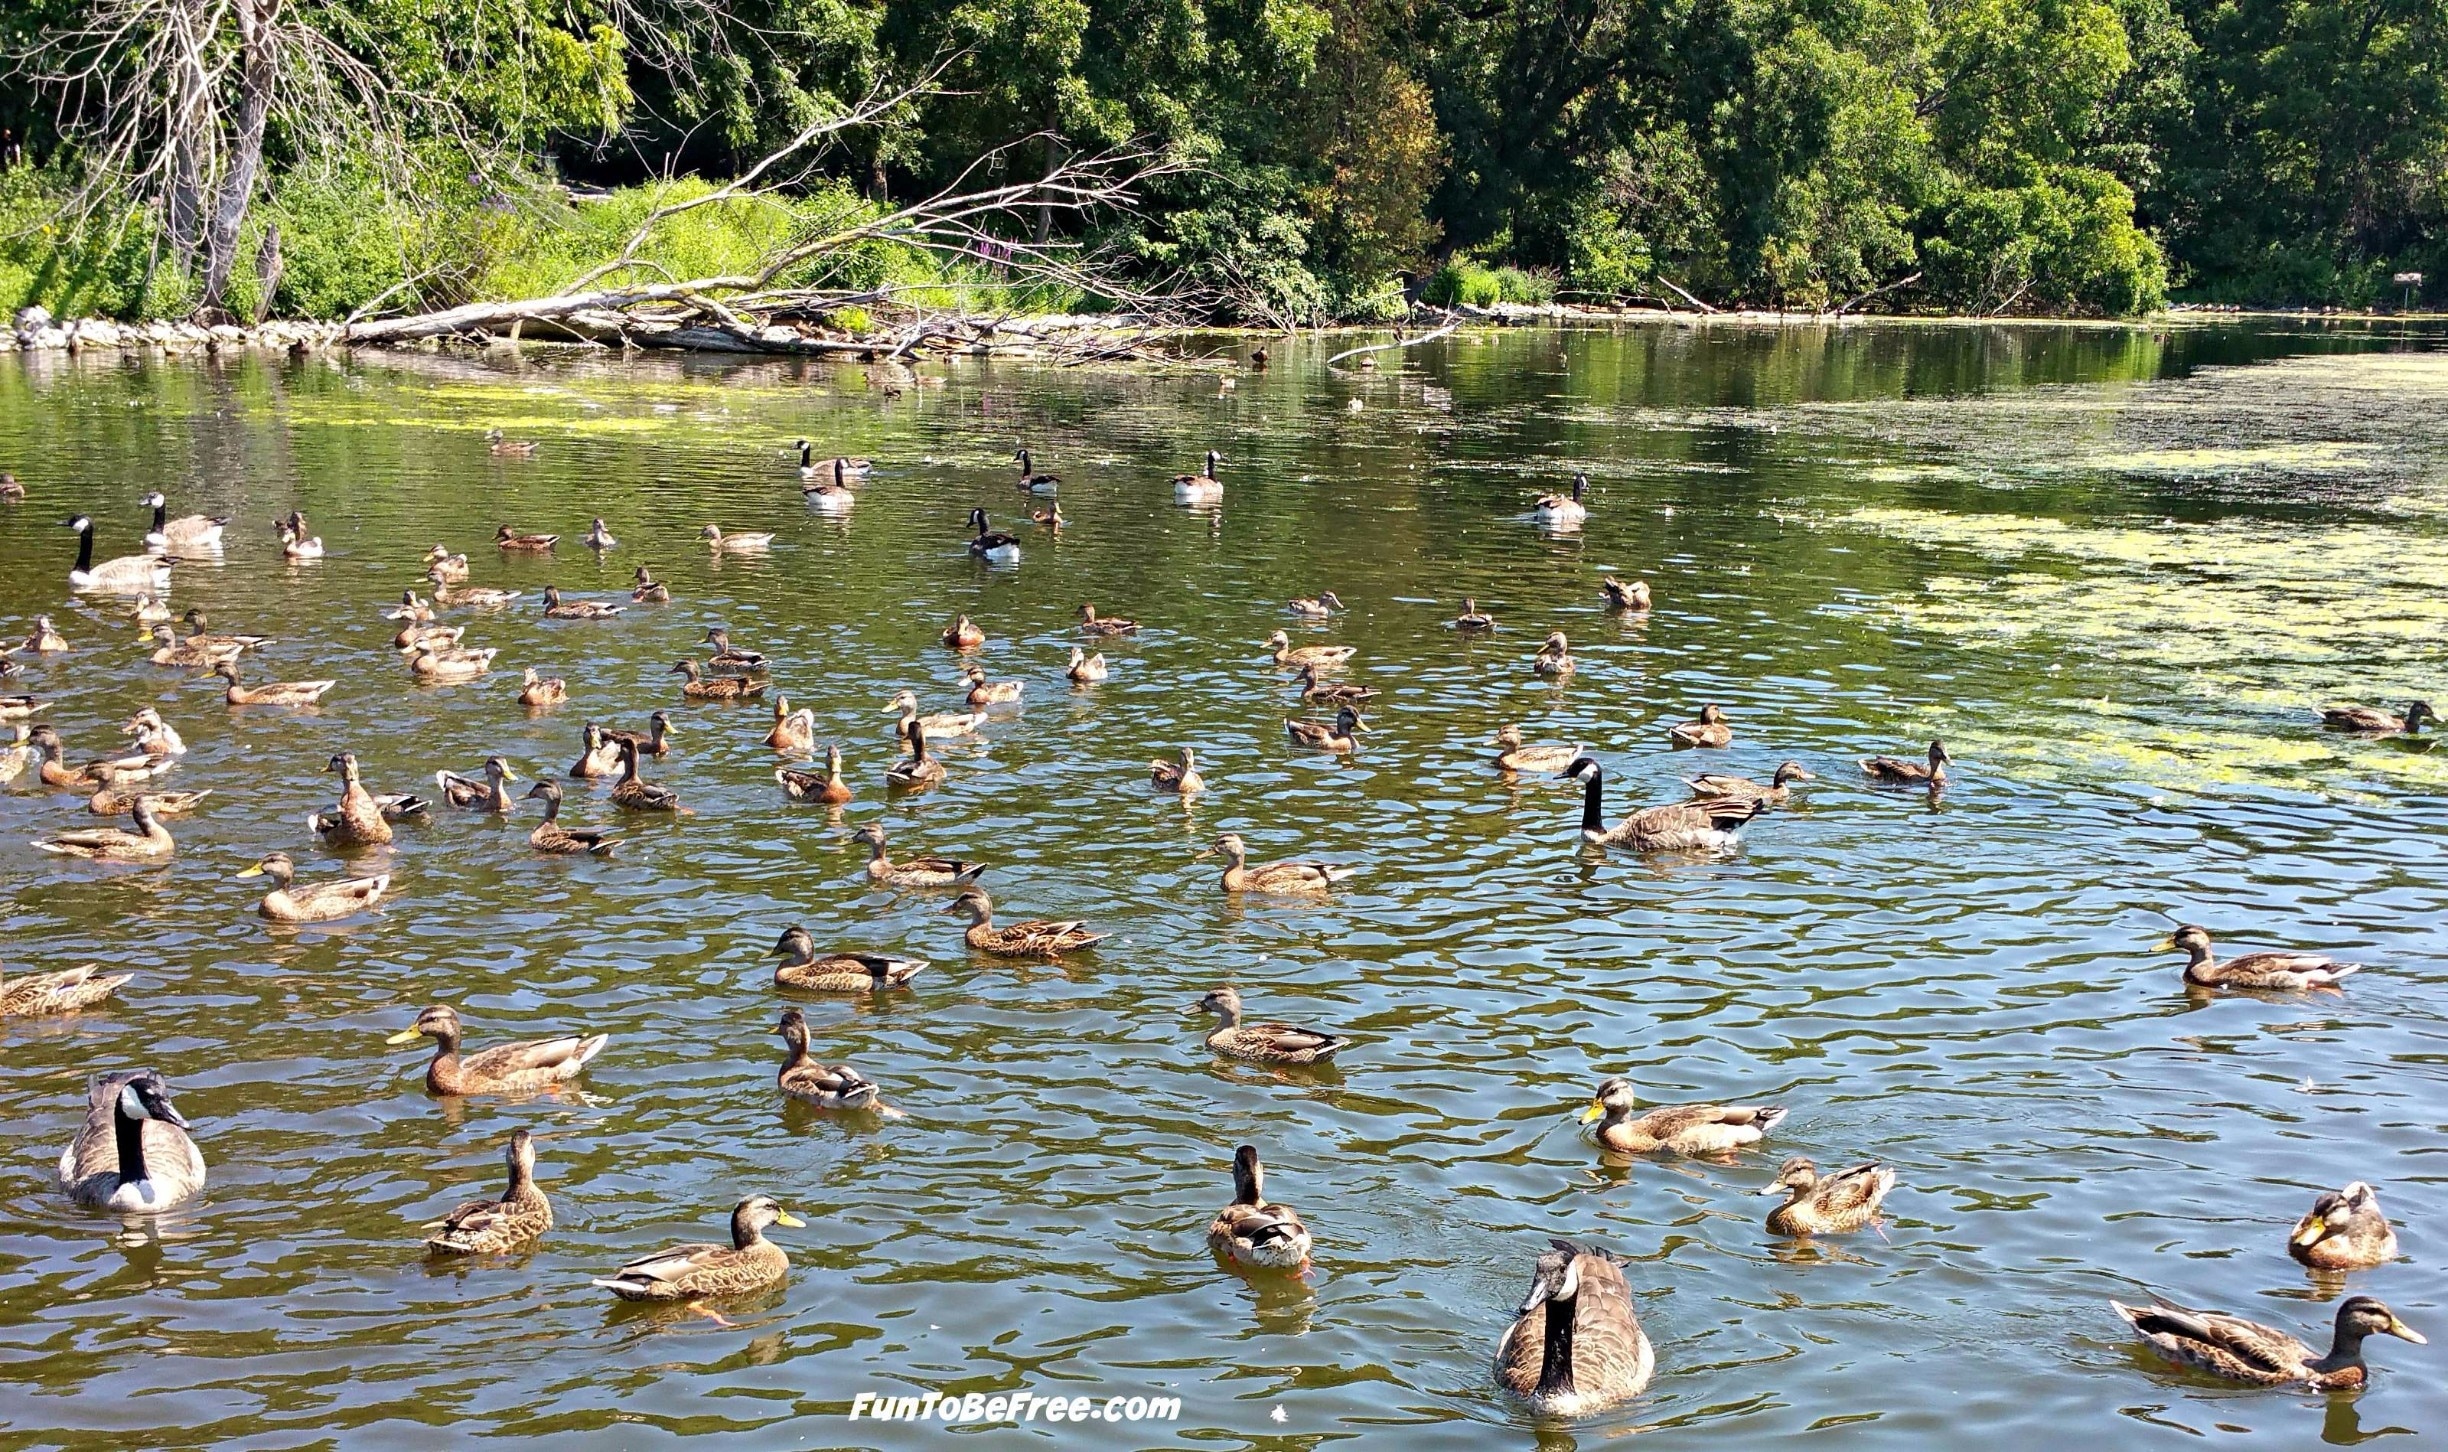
942;887;1101;958
1495;1241;1653;1415
518;667;567;709
1580;1076;1785;1155
1454;598;1495;631
1287;591;1343;618
1200;833;1353;895
1150;746;1204;794
700;523;775;552
36;795;177;860
602;711;675;759
803;457;857;512
237;850;389;922
1761;1155;1897;1235
57;1070;207;1211
494;524;556;552
630;566;671;603
424;1128;553;1256
583;517;617;549
387;1003;607;1096
963;664;1025;706
1667;703;1731;747
20;614;70;652
523;780;620;855
609;738;682;812
425;544;470;581
1493;724;1579;773
2155;923;2359;990
485;429;539;457
179;609;270;654
1265;630;1355;669
1602;576;1652;611
1862;739;1949;785
147;623;241;668
435;756;521;812
851;821;979;887
762;696;817;753
2289;1182;2398;1270
120;707;185;757
1285;705;1368;752
1295;663;1376;705
1687;762;1815;807
771;1007;885;1108
2;958;131;1017
2111;1294;2425;1390
965;508;1021;561
1532;472;1590;528
767;926;925;993
142;491;228;552
277;511;324;559
65;515;175;593
406;642;498;682
591;1196;802;1302
885;719;944;789
1012;448;1061;493
1173;450;1224;505
702;628;768;674
1194;986;1346;1062
943;615;986;650
1079;603;1139;635
670;658;764;702
541;586;623;620
310;751;399;847
1066;647;1108;684
884;689;985;740
1206;1145;1310;1270
2320;700;2437;734
1560;756;1763;852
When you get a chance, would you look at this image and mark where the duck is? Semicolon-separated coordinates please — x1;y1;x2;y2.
701;523;775;552
425;544;471;582
1580;1076;1786;1155
65;515;174;593
432;581;522;609
212;659;336;707
1286;591;1343;618
310;752;399;847
87;781;209;817
1687;762;1815;807
26;725;170;793
1560;756;1763;851
523;780;621;855
1527;631;1574;679
1150;746;1204;794
609;738;682;812
517;667;567;709
36;795;178;860
179;609;271;654
1285;705;1368;752
776;744;854;804
943;615;986;649
885;719;945;788
670;658;764;702
56;1070;207;1212
1455;598;1495;632
583;517;617;550
1206;1145;1310;1270
762;696;817;752
602;711;676;759
1012;447;1061;493
2156;922;2359;990
1079;603;1139;636
591;1196;802;1303
1762;1155;1897;1235
569;723;623;779
0;721;30;784
424;1128;553;1256
237;850;390;922
0;470;20;499
277;511;325;559
2290;1182;2398;1270
942;887;1102;958
1173;450;1224;505
1667;703;1732;747
120;707;185;757
389;1004;607;1095
1029;501;1064;528
767;926;925;993
884;689;984;740
796;440;871;480
702;628;768;674
1862;739;1949;785
1295;663;1375;705
1194;986;1346;1063
1200;833;1353;895
1265;630;1355;669
435;756;521;812
1493;724;1579;774
494;524;557;552
851;821;979;887
966;507;1021;561
2320;700;2437;734
1066;647;1108;684
1602;576;1652;611
963;664;1025;705
407;642;498;682
803;457;857;511
772;1007;885;1109
1532;472;1590;528
131;593;173;625
19;614;71;652
485;428;540;457
147;623;241;668
1495;1241;1654;1415
630;566;671;603
2;958;132;1018
541;586;624;620
2112;1294;2424;1389
141;492;228;553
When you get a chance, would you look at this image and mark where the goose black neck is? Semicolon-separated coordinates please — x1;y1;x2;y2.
799;441;813;467
1537;1287;1580;1396
1579;768;1605;834
73;524;94;575
151;500;168;534
113;1090;151;1185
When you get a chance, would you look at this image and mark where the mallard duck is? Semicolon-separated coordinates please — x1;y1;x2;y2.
65;515;173;593
0;470;21;499
1526;631;1574;678
120;707;185;757
1012;448;1061;494
796;440;872;480
277;511;324;559
1455;598;1495;632
1206;1145;1309;1269
1532;472;1590;529
884;689;984;740
942;887;1101;958
87;782;209;817
179;609;270;654
2320;700;2437;734
1762;1155;1897;1235
609;738;682;812
494;524;556;552
1173;450;1224;505
762;696;817;753
568;723;622;779
0;721;30;784
772;1007;884;1108
1688;762;1815;807
1079;603;1139;636
1493;724;1579;773
702;628;768;674
486;429;540;457
583;517;616;549
1200;833;1353;895
1150;746;1204;794
943;615;986;650
541;587;623;621
433;582;522;609
1495;1241;1653;1415
1195;986;1346;1062
146;623;241;668
396;617;464;659
630;566;671;603
1285;705;1367;752
425;544;470;581
1295;663;1375;705
425;1128;552;1255
776;744;854;804
1862;739;1949;785
311;752;396;847
966;508;1021;561
701;523;774;553
2113;1294;2424;1389
592;1195;802;1302
1602;576;1651;611
1265;631;1354;669
389;1004;606;1095
1066;647;1108;684
131;593;173;625
237;850;389;922
407;642;497;682
141;492;228;553
37;795;177;860
767;925;924;993
670;658;764;701
523;780;620;855
963;665;1025;706
2290;1182;2398;1270
1561;756;1762;851
435;756;520;812
2156;923;2359;990
1667;703;1731;747
2;958;131;1017
20;614;71;652
885;719;944;788
1287;591;1343;618
25;725;168;794
1029;501;1064;527
213;659;334;707
803;457;857;512
1580;1076;1785;1155
602;711;675;759
517;667;567;709
57;1070;206;1211
852;822;979;887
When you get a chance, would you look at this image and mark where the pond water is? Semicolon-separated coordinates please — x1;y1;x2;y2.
2;319;2445;1450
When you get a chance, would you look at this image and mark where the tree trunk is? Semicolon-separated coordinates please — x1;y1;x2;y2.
163;0;212;267
1035;100;1061;245
201;0;279;313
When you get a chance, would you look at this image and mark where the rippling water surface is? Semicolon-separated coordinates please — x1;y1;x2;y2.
3;321;2446;1449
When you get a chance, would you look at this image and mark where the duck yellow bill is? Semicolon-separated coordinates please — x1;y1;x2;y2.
2392;1318;2426;1344
384;1027;424;1045
774;1210;806;1228
234;863;264;878
2293;1222;2327;1246
1579;1103;1605;1123
2150;935;2176;951
500;766;519;782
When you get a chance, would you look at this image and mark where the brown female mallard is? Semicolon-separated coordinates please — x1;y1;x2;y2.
773;1007;885;1108
2156;923;2359;991
425;545;470;582
1200;833;1352;895
885;719;944;789
1687;762;1815;807
762;696;817;753
2289;1181;2398;1270
1562;756;1762;851
963;665;1025;705
1265;631;1354;669
311;751;397;847
603;711;675;759
1079;603;1139;636
1668;703;1731;747
435;756;520;812
1;959;131;1018
20;614;70;652
1295;663;1375;705
1761;1155;1896;1235
494;523;556;550
1066;647;1108;683
942;887;1101;958
1286;591;1343;618
120;707;186;758
702;628;768;675
700;523;775;552
2320;700;2437;734
630;566;671;603
237;851;389;922
1533;631;1574;678
407;642;497;683
1207;1145;1310;1270
1862;739;1949;785
1455;598;1495;632
2112;1294;2424;1389
1150;746;1204;794
767;925;925;993
592;1195;802;1302
852;822;979;887
776;744;853;803
609;738;681;812
569;722;623;779
485;431;540;459
36;795;176;860
1602;577;1651;611
884;690;985;740
541;587;624;621
670;658;764;702
146;623;239;668
1495;1240;1653;1416
1285;705;1367;752
942;615;986;650
517;668;566;709
1194;986;1345;1063
26;724;170;794
522;780;620;855
1580;1076;1785;1155
425;1128;553;1255
1493;724;1579;774
388;1003;607;1095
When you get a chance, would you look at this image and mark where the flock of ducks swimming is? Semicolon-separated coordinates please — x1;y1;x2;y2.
1;433;2434;1417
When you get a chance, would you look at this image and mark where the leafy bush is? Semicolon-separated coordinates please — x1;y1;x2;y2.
0;166;196;319
1421;258;1500;306
1489;265;1556;304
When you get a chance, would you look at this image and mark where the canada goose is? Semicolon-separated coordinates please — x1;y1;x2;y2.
1012;448;1061;493
2111;1294;2424;1389
966;507;1021;561
2290;1181;2399;1270
796;440;872;480
804;456;857;511
1560;755;1761;852
1206;1145;1310;1270
58;1069;208;1212
141;492;228;552
65;515;173;593
1494;1240;1654;1415
1533;473;1590;528
1173;450;1224;505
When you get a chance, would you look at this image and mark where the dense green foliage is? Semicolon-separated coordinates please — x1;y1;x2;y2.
3;0;2442;319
